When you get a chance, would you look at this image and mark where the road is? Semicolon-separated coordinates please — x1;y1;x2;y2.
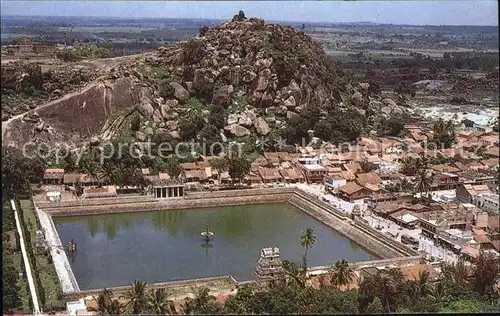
292;183;459;263
11;199;41;314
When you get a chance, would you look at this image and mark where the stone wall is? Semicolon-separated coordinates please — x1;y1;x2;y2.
64;275;236;299
44;190;291;217
309;255;424;272
184;188;296;199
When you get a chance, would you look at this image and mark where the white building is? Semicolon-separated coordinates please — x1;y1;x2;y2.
66;298;87;315
46;191;61;202
475;193;500;214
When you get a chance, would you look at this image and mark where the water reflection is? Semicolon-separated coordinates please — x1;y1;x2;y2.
201;243;213;257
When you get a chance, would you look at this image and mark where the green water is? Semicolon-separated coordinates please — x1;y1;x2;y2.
54;203;375;290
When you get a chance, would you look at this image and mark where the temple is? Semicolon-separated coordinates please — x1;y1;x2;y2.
255;247;284;280
152;178;186;199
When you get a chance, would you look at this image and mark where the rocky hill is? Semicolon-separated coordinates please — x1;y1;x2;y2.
3;13;407;153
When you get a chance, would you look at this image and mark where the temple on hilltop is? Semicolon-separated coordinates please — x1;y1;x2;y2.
255;247;284;280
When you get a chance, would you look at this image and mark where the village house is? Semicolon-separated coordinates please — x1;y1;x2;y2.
279;162;304;183
324;175;347;192
297;161;327;183
43;168;65;185
259;167;283;184
475;193;500;214
337;182;376;201
82;186;117;199
431;172;460;190
244;170;262;186
456;183;492;203
63;173;107;187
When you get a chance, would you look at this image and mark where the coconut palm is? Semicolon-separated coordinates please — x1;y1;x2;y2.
379;271;397;312
300;228;317;271
282;260;306;288
181;287;216;314
95;288;123;316
95;288;113;313
122;280;147;314
415;168;432;200
330;259;355;289
147;288;174;315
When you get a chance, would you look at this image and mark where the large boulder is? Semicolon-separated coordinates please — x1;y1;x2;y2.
253;117;270;135
351;91;363;106
160;104;171;118
287;111;300;120
170;82;190;103
382;98;398;107
166;120;179;131
283;95;296;107
227;113;239;125
213;85;234;106
254;68;272;92
238;114;253;127
224;123;250;137
259;90;274;107
153;109;163;123
136;131;147;142
137;99;154;117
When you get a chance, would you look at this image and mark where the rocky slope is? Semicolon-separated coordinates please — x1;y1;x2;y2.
3;14;407;151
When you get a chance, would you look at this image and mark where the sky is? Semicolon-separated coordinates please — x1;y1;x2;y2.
1;1;498;26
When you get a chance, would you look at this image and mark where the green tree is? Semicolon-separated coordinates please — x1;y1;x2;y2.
300;228;317;270
2;256;21;312
122;280;147;314
211;157;228;183
330;259;355;289
431;119;456;149
415;168;432;200
365;296;384;314
225;154;251;185
472;251;500;296
282;260;306;288
147;288;174;314
2;146;45;199
182;287;222;314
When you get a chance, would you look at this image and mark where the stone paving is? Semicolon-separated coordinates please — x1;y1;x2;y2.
36;207;80;294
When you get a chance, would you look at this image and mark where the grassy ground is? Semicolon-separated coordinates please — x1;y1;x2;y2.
19;199;66;312
3;202;32;313
11;252;33;312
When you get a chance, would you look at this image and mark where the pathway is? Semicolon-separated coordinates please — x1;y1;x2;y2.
11;199;41;314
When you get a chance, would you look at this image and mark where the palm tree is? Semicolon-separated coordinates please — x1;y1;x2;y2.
147;288;174;315
429;281;448;303
330;259;355;289
412;270;432;297
379;271;397;312
95;288;113;313
282;260;306;288
95;288;123;315
300;228;317;271
182;287;216;314
415;168;432;200
122;280;147;314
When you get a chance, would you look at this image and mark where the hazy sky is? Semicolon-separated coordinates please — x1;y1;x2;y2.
1;1;498;26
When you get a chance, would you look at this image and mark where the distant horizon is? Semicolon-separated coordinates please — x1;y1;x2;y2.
1;1;498;27
2;14;498;28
